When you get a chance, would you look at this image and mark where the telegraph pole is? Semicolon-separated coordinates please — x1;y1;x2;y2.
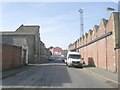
78;8;84;37
107;1;120;72
118;1;120;12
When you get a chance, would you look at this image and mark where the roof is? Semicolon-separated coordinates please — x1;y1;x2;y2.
1;24;40;36
15;24;40;34
102;18;108;27
1;32;35;36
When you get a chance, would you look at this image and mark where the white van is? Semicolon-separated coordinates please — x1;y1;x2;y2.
66;52;83;68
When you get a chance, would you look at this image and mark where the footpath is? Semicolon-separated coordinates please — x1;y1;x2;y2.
85;67;119;88
2;65;36;79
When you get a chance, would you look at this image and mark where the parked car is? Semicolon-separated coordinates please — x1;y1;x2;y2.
62;57;67;64
66;52;83;68
48;56;54;61
53;56;62;60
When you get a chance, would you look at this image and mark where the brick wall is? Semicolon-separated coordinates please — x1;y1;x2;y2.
2;35;35;63
117;49;120;72
106;13;116;72
68;12;119;72
115;49;120;73
2;43;22;71
98;39;107;69
91;42;98;67
83;46;87;65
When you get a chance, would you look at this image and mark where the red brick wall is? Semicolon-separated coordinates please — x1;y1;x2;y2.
106;14;116;72
80;47;84;59
106;35;116;72
2;43;22;71
96;19;107;69
97;39;107;69
87;45;92;65
84;46;88;65
91;42;98;67
117;49;120;72
91;29;98;67
68;13;119;72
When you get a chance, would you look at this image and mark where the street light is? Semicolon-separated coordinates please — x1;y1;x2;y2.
118;1;120;12
107;1;120;12
107;7;115;11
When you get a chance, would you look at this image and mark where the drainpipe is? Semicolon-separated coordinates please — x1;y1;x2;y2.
97;41;98;67
105;31;108;70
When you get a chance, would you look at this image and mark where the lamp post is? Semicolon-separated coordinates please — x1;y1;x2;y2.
107;1;120;12
107;7;115;11
118;1;120;12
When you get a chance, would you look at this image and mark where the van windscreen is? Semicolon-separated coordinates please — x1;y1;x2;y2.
68;54;81;59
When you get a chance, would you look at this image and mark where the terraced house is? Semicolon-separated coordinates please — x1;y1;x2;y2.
68;12;120;72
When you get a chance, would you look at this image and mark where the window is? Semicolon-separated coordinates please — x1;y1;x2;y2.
68;54;81;59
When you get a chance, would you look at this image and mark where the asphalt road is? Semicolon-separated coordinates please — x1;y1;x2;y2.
2;60;116;88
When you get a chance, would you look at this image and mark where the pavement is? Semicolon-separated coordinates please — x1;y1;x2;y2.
2;64;120;88
2;65;36;79
83;66;119;88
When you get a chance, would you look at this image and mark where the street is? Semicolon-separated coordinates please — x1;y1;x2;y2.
2;60;116;88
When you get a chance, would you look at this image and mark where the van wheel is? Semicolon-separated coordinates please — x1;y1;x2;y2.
66;64;68;66
68;65;70;68
79;66;83;69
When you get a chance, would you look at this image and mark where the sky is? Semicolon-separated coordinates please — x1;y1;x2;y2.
0;1;118;49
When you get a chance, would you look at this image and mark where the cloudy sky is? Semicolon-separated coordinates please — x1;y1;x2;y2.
0;1;118;49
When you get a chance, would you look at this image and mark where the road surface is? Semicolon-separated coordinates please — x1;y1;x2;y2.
2;60;116;88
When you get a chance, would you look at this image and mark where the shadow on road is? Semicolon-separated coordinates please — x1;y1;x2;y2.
48;59;64;63
2;60;72;88
83;64;96;68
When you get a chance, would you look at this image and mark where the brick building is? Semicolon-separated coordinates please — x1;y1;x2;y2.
68;12;120;72
49;47;62;56
1;24;51;64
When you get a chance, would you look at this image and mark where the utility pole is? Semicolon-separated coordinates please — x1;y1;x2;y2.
107;2;120;72
118;0;120;12
78;8;84;37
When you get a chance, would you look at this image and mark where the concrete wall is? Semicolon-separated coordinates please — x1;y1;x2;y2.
1;25;51;64
15;25;40;63
2;25;41;64
61;50;67;57
68;12;119;72
40;41;51;63
2;43;23;71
